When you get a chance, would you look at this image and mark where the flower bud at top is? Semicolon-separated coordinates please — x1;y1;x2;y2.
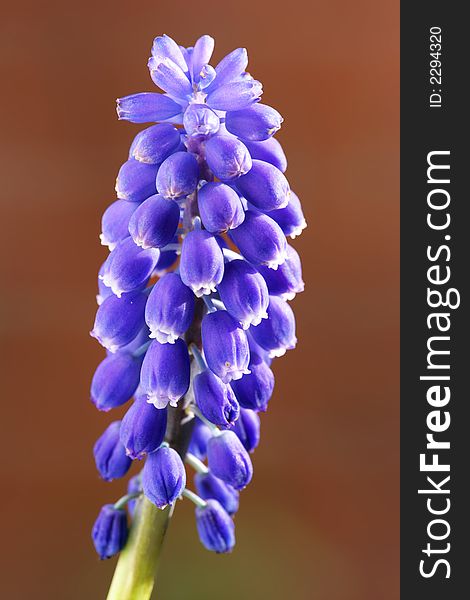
93;421;132;481
188;418;212;461
208;48;248;91
92;504;128;560
194;472;239;516
156;151;199;200
115;159;158;203
101;237;160;297
207;430;253;490
195;499;235;553
91;291;147;353
117;93;182;123
198;182;244;234
128;194;180;249
201;311;250;384
204;135;252;181
194;369;240;428
267;191;306;239
257;244;304;300
120;395;168;459
217;259;269;329
129;123;181;164
142;446;186;508
196;64;216;89
235;159;289;211
180;230;224;297
225;104;283;141
149;58;192;100
140;339;190;408
206;79;263;112
183;104;220;137
100;200;138;250
229;210;287;270
231;352;274;412
145;272;195;343
191;34;215;79
243;137;287;173
150;35;189;73
91;353;142;411
232;408;260;452
250;296;297;358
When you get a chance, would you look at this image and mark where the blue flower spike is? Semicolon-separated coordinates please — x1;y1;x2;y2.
90;33;305;564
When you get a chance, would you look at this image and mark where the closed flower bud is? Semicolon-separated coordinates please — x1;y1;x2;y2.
195;499;235;553
225;104;283;141
150;58;192;101
232;408;261;452
206;79;263;112
243;137;287;173
194;369;240;428
230;210;287;270
235;159;289;211
150;35;189;74
257;244;304;300
117;92;182;123
129;123;181;164
204;135;252;181
140;339;190;408
120;396;168;459
194;472;239;515
91;291;147;353
202;311;250;384
267;191;306;238
142;446;186;508
198;182;244;234
91;353;142;411
180;230;224;297
100;200;137;250
231;352;274;412
93;421;132;481
190;34;214;77
145;272;195;344
188;418;212;461
92;504;128;559
208;48;248;91
156;151;199;200
217;259;269;329
183;104;220;137
250;296;297;358
115;159;158;203
101;237;160;297
207;430;253;490
128;194;180;249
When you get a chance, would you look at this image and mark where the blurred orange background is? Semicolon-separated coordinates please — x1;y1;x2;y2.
0;0;399;598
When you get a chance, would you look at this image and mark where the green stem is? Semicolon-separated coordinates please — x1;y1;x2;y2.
106;497;172;600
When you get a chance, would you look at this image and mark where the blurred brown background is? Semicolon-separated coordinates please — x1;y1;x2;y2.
0;0;399;598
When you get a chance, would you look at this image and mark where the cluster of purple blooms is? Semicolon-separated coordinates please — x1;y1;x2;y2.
90;34;306;561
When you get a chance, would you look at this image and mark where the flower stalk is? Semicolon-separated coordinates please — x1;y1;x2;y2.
106;497;172;600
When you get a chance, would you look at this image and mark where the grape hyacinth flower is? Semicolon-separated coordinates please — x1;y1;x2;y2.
89;33;306;598
92;505;128;560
